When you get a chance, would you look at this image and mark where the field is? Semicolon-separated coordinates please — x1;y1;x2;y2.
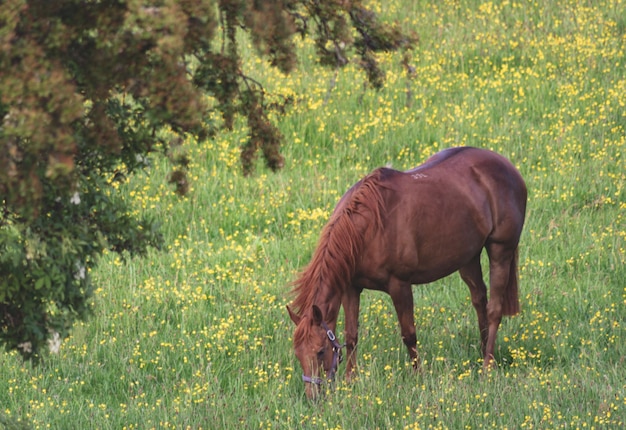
1;0;625;428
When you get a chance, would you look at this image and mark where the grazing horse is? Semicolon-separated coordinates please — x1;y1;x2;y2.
287;147;527;399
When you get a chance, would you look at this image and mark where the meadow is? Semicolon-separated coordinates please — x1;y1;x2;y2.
1;0;625;428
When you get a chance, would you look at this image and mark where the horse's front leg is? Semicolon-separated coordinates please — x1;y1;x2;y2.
389;278;419;368
341;287;361;381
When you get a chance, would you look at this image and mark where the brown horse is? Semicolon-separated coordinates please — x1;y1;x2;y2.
287;147;527;398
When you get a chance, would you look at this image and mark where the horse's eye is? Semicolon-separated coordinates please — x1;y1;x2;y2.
316;349;325;359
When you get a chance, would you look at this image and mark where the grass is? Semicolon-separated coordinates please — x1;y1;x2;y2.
1;0;625;428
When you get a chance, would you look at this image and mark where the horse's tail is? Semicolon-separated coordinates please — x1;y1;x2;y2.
502;247;520;316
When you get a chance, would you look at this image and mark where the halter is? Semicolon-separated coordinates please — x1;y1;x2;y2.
302;321;344;386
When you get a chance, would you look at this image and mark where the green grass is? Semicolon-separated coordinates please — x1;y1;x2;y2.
1;0;625;428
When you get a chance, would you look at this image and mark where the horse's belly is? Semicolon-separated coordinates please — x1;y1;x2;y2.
410;226;486;282
357;224;486;287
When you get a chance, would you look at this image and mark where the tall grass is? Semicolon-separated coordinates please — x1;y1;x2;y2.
1;0;625;428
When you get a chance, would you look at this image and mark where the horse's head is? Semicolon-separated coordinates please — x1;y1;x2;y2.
287;304;342;400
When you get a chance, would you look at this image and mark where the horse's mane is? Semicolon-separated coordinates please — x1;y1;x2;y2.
290;168;391;322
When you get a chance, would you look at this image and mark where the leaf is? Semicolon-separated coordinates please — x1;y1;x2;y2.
34;277;46;290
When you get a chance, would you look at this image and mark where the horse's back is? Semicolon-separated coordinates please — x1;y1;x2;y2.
405;147;526;210
405;146;473;174
407;147;522;181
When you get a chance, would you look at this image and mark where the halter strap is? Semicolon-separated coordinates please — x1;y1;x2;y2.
301;322;344;386
322;321;343;381
302;374;324;385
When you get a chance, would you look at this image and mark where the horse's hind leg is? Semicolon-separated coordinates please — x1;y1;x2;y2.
459;253;488;356
484;243;517;368
389;278;419;368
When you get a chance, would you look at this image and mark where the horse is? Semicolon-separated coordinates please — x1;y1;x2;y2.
287;147;527;399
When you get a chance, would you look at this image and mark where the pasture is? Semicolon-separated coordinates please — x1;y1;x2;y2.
1;0;625;428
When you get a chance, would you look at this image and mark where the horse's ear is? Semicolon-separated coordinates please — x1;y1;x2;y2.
311;305;323;326
287;305;301;325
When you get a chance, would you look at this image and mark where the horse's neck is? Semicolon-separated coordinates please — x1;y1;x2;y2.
316;290;342;327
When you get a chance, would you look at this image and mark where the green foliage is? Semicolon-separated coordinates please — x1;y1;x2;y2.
0;167;164;359
0;0;414;359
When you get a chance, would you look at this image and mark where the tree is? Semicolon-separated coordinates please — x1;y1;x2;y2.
0;0;415;360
